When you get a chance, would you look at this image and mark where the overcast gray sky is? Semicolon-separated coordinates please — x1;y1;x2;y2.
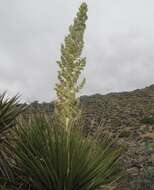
0;0;154;102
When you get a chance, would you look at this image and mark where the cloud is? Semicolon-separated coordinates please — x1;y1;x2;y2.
0;0;154;102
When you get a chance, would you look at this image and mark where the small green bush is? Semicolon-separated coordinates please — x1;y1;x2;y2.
119;129;131;138
141;117;154;125
129;167;154;190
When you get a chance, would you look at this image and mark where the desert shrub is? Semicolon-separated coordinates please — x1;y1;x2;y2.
7;114;123;190
141;167;154;190
119;129;131;138
129;167;154;190
141;117;154;125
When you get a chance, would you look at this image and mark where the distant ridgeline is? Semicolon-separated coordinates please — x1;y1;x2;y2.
25;84;154;130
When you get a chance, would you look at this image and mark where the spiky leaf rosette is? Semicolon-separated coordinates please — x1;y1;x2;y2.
0;93;25;138
55;3;88;130
0;92;26;188
7;114;123;190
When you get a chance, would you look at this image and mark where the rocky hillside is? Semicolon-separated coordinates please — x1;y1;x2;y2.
80;84;154;129
80;84;154;189
27;84;154;189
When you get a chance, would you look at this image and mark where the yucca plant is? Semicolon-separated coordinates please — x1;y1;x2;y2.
8;114;122;190
6;2;124;190
0;92;25;189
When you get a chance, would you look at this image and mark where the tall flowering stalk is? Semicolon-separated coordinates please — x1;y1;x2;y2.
55;3;88;132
